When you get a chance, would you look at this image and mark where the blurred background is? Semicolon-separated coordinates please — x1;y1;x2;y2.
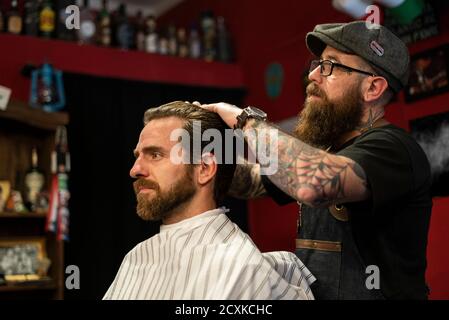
0;0;448;300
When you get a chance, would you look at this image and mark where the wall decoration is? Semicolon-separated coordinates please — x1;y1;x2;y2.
383;1;439;44
405;45;449;103
0;237;51;282
410;111;449;197
265;62;284;100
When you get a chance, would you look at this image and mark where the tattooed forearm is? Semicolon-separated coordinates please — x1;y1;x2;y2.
243;119;370;207
228;162;267;199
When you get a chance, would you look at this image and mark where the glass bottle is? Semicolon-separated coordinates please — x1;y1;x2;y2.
189;25;201;59
201;10;216;62
135;10;145;51
217;16;233;63
97;0;111;46
0;7;4;32
7;0;22;35
115;3;134;50
177;27;189;58
158;27;168;55
167;23;177;56
144;15;158;54
39;0;55;38
56;0;76;41
78;0;96;44
24;147;45;212
24;0;40;36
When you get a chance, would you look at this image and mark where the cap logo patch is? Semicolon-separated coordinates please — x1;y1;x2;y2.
370;40;384;57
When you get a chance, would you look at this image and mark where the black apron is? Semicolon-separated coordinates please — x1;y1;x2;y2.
294;121;390;300
295;203;385;299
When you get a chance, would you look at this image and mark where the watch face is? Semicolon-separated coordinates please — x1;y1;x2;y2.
248;107;267;118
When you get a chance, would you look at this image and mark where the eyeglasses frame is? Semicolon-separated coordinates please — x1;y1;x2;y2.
310;59;377;78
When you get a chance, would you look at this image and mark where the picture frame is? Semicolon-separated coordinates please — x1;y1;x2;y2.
0;180;11;212
405;44;449;103
0;237;50;282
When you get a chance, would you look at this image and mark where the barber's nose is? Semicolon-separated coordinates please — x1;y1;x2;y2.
308;66;322;84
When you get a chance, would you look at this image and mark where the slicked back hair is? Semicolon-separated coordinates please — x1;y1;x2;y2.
144;101;236;204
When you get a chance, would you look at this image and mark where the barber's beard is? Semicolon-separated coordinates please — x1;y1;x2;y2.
294;82;363;150
133;167;196;221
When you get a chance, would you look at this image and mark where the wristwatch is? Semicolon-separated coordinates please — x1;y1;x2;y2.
234;106;267;130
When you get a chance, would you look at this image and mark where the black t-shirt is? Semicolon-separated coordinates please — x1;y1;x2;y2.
262;124;432;299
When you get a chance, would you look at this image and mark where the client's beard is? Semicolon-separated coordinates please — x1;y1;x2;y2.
294;82;363;150
133;167;196;221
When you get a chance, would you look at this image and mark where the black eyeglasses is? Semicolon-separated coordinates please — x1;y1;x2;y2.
309;59;376;77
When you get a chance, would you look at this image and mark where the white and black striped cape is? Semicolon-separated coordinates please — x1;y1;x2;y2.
103;208;315;300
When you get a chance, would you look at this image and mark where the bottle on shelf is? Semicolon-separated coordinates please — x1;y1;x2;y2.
115;3;134;50
52;126;71;175
24;147;46;212
144;15;158;54
78;0;96;45
24;0;40;36
158;27;169;55
200;10;216;62
39;0;55;38
189;25;201;59
167;23;178;56
97;0;111;46
7;0;22;35
177;27;189;58
135;10;145;51
0;6;4;32
56;0;76;41
216;16;233;63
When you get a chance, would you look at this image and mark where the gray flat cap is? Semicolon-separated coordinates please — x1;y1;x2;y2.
306;21;409;93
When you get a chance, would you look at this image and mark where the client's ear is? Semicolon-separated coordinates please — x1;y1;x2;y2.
197;153;217;186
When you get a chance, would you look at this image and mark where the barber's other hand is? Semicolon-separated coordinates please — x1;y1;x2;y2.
200;102;242;129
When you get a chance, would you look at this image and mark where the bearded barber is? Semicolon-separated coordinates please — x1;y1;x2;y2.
200;21;432;300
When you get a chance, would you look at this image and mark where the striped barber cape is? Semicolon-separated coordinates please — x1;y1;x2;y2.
103;207;315;300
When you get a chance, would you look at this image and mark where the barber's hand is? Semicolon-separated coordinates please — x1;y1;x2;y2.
200;102;243;129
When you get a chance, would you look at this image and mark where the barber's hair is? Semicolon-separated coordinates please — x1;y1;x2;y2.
144;101;236;204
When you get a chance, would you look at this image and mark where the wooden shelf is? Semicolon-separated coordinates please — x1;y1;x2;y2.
0;93;65;300
0;212;47;219
0;279;56;292
0;99;69;131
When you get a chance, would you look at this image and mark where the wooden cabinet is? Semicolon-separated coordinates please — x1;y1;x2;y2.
0;100;68;299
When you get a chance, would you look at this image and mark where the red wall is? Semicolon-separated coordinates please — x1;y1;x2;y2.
161;0;449;299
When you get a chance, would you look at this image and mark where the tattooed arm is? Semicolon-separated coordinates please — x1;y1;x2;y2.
199;102;370;207
243;119;371;207
228;162;267;199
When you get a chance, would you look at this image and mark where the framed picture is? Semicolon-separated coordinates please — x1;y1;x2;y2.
405;45;449;102
0;180;11;212
0;237;50;282
410;111;449;197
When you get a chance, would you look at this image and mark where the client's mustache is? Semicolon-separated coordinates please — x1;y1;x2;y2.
306;83;325;98
133;178;160;194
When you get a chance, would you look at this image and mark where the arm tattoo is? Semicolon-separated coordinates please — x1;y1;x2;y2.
228;162;267;199
243;120;370;207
